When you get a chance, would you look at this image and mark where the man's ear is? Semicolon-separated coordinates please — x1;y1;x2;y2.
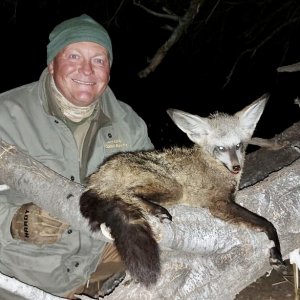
48;62;54;75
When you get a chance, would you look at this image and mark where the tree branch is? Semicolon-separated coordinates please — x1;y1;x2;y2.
133;0;179;22
0;122;300;299
0;141;103;240
137;0;204;78
223;16;300;87
277;61;300;72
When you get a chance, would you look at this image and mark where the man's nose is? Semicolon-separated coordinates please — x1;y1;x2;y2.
80;60;93;75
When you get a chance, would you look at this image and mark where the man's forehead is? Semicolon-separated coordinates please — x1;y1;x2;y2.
62;42;109;54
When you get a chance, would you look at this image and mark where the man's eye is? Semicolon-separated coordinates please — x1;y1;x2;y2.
94;58;105;65
69;54;79;60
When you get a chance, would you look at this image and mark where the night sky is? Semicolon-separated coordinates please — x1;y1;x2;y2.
1;0;300;149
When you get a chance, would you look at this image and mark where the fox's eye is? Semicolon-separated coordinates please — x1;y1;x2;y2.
217;146;225;152
236;143;241;150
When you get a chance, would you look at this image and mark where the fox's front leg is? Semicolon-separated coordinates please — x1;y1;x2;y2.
209;200;286;271
132;181;182;221
136;198;172;222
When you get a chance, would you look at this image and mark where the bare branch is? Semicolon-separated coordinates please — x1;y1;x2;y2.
223;16;300;87
107;0;127;27
205;0;221;23
277;61;300;72
133;0;179;22
138;0;204;78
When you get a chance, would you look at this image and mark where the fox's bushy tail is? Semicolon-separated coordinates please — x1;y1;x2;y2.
80;190;160;286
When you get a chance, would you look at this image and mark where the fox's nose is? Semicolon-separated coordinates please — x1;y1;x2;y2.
233;165;241;172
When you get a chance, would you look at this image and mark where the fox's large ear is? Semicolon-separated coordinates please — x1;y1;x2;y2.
167;109;210;143
235;94;269;137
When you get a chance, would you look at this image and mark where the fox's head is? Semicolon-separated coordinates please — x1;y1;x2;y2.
167;94;268;175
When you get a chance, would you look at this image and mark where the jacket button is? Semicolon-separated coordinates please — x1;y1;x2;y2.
108;133;112;138
67;229;72;234
75;262;79;267
70;176;75;181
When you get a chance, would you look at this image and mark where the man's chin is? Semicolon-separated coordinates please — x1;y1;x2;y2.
71;94;97;107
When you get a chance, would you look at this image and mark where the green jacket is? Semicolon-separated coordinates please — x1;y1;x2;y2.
0;68;153;297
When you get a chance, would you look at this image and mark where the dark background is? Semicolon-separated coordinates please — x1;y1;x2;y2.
1;0;300;149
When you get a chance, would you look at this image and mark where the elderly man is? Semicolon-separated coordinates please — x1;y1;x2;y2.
0;14;153;299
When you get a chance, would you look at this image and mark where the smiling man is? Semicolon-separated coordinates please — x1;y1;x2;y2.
0;14;153;299
48;41;110;107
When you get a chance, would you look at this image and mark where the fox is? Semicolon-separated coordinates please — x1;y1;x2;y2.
79;93;285;287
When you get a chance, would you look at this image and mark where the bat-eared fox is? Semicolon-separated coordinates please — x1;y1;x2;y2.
80;94;285;287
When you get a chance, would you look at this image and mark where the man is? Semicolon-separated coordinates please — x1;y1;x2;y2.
0;14;153;299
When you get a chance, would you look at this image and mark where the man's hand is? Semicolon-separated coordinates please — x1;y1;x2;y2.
11;202;69;245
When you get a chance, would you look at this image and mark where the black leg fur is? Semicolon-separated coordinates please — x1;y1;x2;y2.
210;201;286;271
80;190;161;286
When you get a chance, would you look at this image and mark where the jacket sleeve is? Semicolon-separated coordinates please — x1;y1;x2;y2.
103;86;154;152
0;128;30;243
134;116;154;151
123;103;154;151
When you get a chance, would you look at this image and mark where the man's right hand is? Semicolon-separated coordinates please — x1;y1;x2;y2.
11;202;69;245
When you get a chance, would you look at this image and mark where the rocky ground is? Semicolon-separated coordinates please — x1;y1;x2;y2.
235;260;298;300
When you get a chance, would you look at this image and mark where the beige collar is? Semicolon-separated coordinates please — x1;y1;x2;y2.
50;76;98;123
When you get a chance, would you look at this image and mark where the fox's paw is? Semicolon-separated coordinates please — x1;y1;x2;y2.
271;260;288;275
98;271;126;297
153;205;172;222
269;247;287;274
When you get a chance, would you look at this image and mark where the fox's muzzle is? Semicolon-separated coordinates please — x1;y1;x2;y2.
228;147;241;174
232;165;241;173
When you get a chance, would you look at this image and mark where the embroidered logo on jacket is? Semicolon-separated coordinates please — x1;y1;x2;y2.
105;139;128;149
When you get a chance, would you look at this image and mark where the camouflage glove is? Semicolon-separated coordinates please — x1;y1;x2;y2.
11;202;69;245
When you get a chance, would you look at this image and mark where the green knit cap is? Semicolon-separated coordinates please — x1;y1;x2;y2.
47;14;113;65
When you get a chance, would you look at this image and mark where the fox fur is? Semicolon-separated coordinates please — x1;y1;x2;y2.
80;94;285;287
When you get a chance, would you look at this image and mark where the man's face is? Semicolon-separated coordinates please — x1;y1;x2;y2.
48;41;110;107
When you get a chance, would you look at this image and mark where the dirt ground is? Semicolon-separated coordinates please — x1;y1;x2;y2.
235;260;298;300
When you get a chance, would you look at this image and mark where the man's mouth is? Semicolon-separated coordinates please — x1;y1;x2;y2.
72;79;95;86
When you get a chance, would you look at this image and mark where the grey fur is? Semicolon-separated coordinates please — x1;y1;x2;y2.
80;93;285;287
